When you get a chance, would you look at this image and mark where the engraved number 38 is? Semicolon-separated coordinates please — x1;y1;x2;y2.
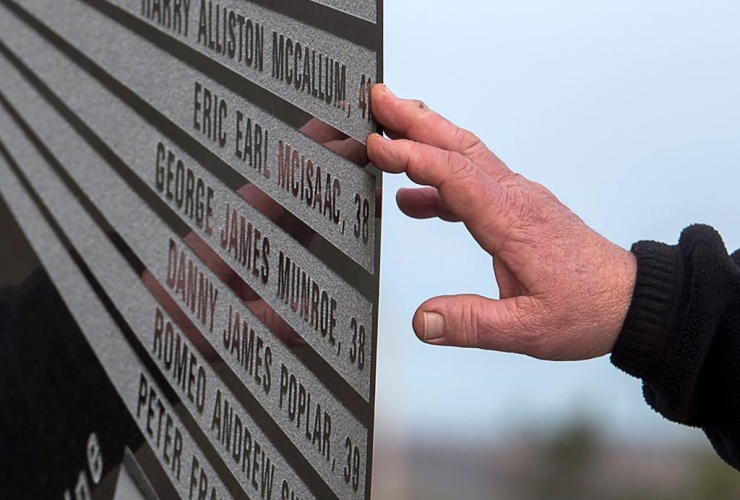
354;193;370;244
349;317;366;371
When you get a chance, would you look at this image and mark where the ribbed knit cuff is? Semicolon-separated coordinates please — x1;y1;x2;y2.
611;241;684;380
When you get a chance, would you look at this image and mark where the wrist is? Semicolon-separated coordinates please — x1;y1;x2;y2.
604;249;638;354
610;241;683;378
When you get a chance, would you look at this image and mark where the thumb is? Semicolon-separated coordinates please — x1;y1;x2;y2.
412;295;541;355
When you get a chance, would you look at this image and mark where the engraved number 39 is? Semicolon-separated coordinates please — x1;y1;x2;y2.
344;437;361;492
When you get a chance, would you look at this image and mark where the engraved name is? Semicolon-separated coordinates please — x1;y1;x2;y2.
218;202;270;282
196;0;264;70
277;141;341;225
141;0;192;36
155;141;215;235
193;81;271;178
136;372;184;480
152;307;208;414
276;251;337;346
222;304;273;395
279;364;332;462
271;33;347;110
166;238;219;332
210;390;276;499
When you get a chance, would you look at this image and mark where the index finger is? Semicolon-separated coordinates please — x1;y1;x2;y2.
368;134;510;252
371;85;509;179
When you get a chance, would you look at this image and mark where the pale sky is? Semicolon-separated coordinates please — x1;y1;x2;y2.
375;0;740;446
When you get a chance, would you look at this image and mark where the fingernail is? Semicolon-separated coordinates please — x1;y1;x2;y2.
423;312;444;340
381;84;395;97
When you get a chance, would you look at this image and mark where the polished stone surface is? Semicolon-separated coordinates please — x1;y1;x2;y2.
0;0;382;498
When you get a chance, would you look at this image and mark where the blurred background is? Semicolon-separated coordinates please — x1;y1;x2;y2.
371;0;740;498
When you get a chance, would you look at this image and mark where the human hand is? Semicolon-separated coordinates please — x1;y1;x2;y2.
367;85;637;361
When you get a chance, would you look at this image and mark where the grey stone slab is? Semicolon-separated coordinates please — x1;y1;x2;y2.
0;51;369;500
0;0;380;497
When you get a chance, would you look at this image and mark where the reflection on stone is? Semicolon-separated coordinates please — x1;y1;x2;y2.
0;0;381;497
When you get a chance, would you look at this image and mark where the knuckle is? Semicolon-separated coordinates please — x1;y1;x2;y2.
406;141;426;168
407;140;423;156
530;180;559;202
509;189;536;219
414;99;430;112
446;151;475;179
454;127;483;153
499;186;532;225
501;179;560;225
501;171;525;187
404;99;431;123
459;300;483;348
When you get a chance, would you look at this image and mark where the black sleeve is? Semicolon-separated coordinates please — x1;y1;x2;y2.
611;224;740;468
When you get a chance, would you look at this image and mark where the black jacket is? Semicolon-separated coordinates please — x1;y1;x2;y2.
612;224;740;469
